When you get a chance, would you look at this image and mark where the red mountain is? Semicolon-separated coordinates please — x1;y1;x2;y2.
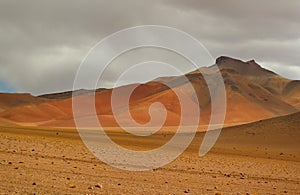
0;56;299;129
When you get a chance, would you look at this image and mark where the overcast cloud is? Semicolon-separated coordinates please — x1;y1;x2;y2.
0;0;299;95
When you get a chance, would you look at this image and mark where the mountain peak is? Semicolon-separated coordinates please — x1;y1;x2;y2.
215;56;237;64
214;56;277;77
247;59;256;63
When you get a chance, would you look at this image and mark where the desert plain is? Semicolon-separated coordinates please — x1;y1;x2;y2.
0;112;299;194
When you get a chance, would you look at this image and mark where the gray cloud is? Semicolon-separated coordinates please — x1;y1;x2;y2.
0;0;299;95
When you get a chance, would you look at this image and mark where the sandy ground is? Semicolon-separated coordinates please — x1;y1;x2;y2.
0;124;299;195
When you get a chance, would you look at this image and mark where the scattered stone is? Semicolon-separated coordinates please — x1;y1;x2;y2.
0;160;7;164
184;189;190;193
67;182;76;188
95;183;102;188
240;173;248;179
88;186;94;190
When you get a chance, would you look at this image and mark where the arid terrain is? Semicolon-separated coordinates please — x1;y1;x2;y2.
0;112;299;194
0;56;299;194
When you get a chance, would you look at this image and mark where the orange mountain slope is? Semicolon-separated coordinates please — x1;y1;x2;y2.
0;56;299;128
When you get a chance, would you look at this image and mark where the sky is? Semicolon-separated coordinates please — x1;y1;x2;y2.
0;0;299;95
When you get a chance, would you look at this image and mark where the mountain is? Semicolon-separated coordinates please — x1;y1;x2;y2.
0;56;299;128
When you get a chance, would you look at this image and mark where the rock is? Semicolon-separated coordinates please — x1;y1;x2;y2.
184;189;190;193
95;183;102;188
215;192;222;195
240;173;248;179
67;182;76;188
88;186;94;190
0;160;7;165
32;182;36;185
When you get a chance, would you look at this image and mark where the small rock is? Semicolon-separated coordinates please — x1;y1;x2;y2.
67;182;76;188
240;173;248;179
95;183;102;188
215;192;222;195
184;189;190;193
88;186;94;190
0;160;7;164
32;182;36;185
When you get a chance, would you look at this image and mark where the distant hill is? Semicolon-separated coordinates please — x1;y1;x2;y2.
0;56;299;128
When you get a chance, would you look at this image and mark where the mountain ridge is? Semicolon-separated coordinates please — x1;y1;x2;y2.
0;56;299;128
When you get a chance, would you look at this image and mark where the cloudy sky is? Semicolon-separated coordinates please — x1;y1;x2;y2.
0;0;299;95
